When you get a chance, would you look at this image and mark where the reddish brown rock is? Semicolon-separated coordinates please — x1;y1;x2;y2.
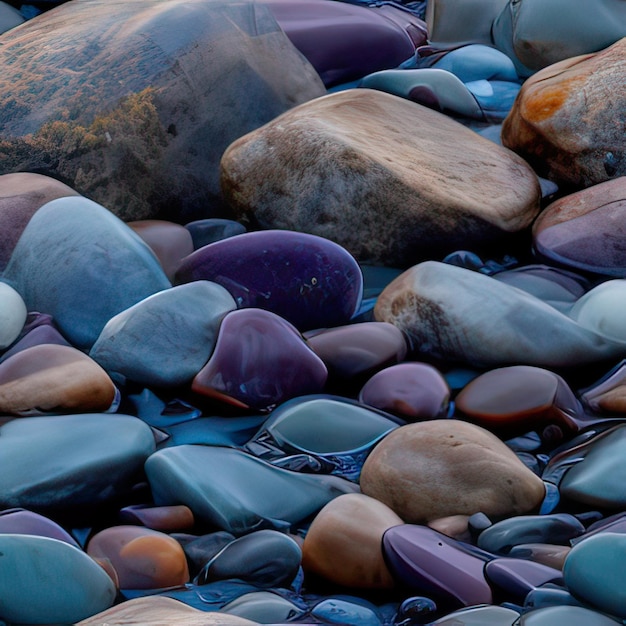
221;89;541;267
0;344;116;416
302;493;402;589
502;39;626;189
360;420;546;523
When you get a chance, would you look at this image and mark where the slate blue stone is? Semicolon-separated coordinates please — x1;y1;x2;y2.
524;583;587;611
173;531;236;578
312;597;383;626
185;218;246;249
195;529;301;587
477;514;586;554
145;444;358;535
518;605;622;625
428;604;520;625
175;229;363;331
221;591;306;622
2;196;171;349
89;280;236;387
0;413;155;513
161;415;268;448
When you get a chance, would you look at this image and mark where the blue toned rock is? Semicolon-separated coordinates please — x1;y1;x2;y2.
175;230;363;332
518;605;622;625
0;534;116;624
477;514;585;554
191;309;328;411
195;529;301;588
312;597;382;626
569;280;626;342
185;218;247;249
564;533;626;618
90;281;235;388
221;591;305;623
0;414;155;514
0;281;27;349
145;444;357;535
3;197;171;350
429;604;520;625
375;261;626;368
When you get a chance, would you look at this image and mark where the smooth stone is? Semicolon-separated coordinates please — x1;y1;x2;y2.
508;543;571;570
2;196;171;350
429;605;520;625
90;281;236;388
477;514;585;554
119;504;195;532
382;524;493;607
428;515;472;543
87;525;189;589
311;597;382;626
0;534;116;624
569;280;626;342
501;39;626;188
145;444;358;535
0;413;155;513
483;558;563;601
564;533;626;617
185;218;246;249
455;365;584;436
374;261;625;368
492;264;590;313
580;359;626;413
358;362;450;421
0;321;72;364
0;172;80;271
175;531;236;578
557;424;626;508
161;415;267;448
245;395;400;481
360;420;546;523
0;0;325;221
0;282;27;349
0;1;23;33
220;89;540;268
0;507;80;547
304;321;407;381
191;309;327;411
572;511;626;545
175;230;363;332
524;583;585;611
394;596;438;624
265;0;426;88
77;596;261;625
129;220;195;281
195;529;301;588
0;344;117;416
518;605;622;625
301;493;402;589
126;387;202;428
533;178;626;276
221;591;305;623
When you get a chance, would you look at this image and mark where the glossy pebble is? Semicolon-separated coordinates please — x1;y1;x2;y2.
0;507;80;547
221;591;305;623
0;281;27;349
518;605;622;625
429;604;520;625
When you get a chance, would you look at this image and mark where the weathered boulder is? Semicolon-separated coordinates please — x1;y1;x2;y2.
221;89;541;267
502;38;626;189
0;0;325;222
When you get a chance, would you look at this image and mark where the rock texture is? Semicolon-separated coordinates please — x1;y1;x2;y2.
221;89;541;267
502;39;626;189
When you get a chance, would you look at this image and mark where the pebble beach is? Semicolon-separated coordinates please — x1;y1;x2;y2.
0;0;625;624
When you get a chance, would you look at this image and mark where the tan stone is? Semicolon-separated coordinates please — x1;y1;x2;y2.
77;596;260;625
221;89;540;267
502;38;626;189
359;420;546;523
0;344;116;415
302;493;402;589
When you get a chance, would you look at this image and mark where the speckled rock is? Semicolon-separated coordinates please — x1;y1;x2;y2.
360;420;546;522
221;89;541;267
502;39;626;189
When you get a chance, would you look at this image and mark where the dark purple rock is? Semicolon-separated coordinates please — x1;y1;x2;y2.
484;558;563;602
175;230;363;331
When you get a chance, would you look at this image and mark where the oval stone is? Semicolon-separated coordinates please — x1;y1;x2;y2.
90;281;236;388
569;280;626;342
0;344;117;416
518;605;622;625
0;281;27;350
175;230;363;331
0;534;116;624
360;420;546;522
2;196;171;350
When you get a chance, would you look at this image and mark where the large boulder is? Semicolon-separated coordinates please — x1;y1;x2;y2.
502;38;626;189
0;0;325;222
220;89;541;267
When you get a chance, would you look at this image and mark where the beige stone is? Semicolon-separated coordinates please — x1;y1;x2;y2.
302;493;402;589
221;89;540;267
502;38;626;189
77;596;260;625
359;420;546;523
